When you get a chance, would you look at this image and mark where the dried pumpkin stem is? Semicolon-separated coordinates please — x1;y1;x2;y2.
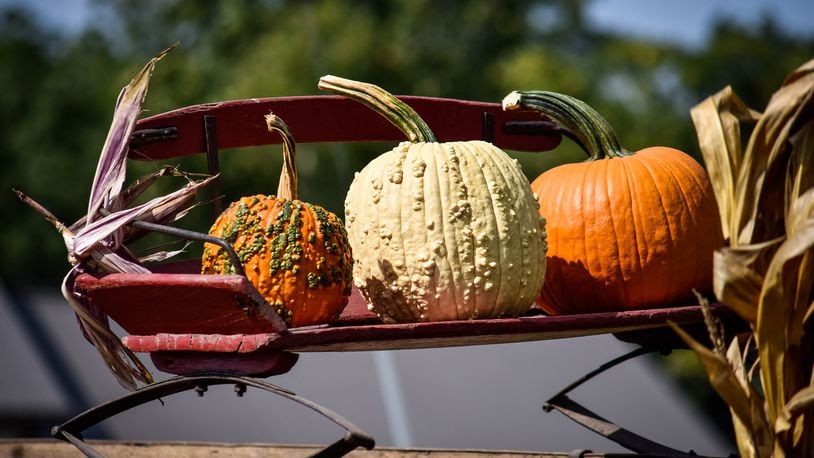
318;75;437;143
266;113;298;201
503;90;630;160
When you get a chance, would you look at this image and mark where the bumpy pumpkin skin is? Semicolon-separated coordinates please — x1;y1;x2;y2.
345;140;548;323
532;147;723;314
201;194;353;327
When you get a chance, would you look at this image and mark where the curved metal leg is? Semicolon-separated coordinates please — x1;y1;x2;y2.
51;374;375;457
543;347;727;457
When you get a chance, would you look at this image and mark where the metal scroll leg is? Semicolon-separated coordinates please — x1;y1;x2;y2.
51;374;375;457
543;346;710;457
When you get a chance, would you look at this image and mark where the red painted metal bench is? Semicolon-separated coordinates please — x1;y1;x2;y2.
58;95;739;457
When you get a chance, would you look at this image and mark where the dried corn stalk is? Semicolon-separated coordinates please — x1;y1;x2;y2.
17;47;215;390
673;58;814;457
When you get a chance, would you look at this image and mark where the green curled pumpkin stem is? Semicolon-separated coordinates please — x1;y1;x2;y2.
502;90;630;160
265;113;298;201
318;75;437;143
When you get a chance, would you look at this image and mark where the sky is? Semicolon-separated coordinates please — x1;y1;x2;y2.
2;0;813;50
586;0;814;48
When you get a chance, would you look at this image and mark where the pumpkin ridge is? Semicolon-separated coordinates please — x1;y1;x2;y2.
586;161;607;310
410;144;436;320
594;160;619;309
547;176;566;313
413;143;444;320
443;143;473;320
517;156;547;311
460;141;503;318
403;145;434;322
646;150;719;294
488;141;545;309
354;159;381;312
418;143;444;317
375;151;410;322
636;154;681;305
649;154;702;304
390;147;419;322
431;143;462;319
485;143;529;314
372;155;394;321
347;158;378;316
494;145;546;315
297;206;319;318
538;171;569;312
603;159;631;308
657;152;715;299
619;157;648;308
453;142;482;318
662;161;708;299
476;141;526;316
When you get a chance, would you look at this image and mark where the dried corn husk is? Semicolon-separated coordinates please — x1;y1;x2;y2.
676;58;814;457
17;46;215;390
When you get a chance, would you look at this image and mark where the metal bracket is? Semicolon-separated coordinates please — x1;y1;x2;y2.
482;112;496;143
543;347;725;457
129;126;178;147
51;374;375;457
203;114;224;218
128;218;245;276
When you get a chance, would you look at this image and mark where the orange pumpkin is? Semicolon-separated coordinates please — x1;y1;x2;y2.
201;114;352;327
503;91;723;314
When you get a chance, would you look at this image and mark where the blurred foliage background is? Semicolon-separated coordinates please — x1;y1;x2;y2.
2;0;813;445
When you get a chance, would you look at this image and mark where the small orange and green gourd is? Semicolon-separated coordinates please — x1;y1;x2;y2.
503;90;723;315
201;114;353;327
319;76;547;323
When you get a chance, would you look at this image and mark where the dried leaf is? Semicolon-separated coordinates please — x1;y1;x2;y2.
691;86;760;241
756;215;814;424
775;384;814;455
781;57;814;86
138;241;192;263
61;269;152;390
786;175;814;242
87;45;175;225
691;57;814;457
787;120;814;214
734;59;814;245
726;338;761;458
18;47;217;390
670;322;774;456
713;238;784;324
72;176;213;259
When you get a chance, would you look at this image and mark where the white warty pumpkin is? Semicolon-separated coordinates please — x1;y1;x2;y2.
345;140;548;323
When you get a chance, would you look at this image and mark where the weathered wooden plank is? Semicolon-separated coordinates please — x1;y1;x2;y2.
0;439;627;457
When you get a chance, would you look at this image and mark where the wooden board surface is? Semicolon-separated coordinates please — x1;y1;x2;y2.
0;439;628;458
